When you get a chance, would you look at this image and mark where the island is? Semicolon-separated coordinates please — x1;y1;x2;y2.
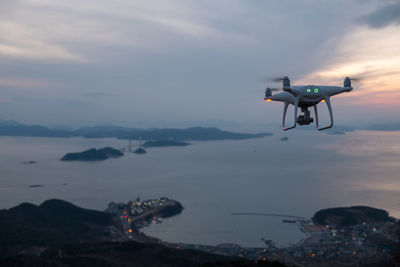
142;140;190;147
326;131;346;135
28;184;44;188
134;147;146;154
60;147;123;161
22;161;37;165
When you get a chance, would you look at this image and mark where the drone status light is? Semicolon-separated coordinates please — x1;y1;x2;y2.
314;88;319;93
265;99;272;102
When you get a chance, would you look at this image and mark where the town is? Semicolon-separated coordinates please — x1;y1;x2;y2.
105;197;184;242
106;199;400;266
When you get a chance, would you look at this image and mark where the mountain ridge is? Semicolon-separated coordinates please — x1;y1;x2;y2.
0;121;272;140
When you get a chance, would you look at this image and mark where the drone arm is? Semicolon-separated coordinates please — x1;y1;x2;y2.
315;97;334;131
282;95;299;131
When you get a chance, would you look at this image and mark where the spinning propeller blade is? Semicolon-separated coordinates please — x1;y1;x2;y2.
271;77;286;82
268;87;281;91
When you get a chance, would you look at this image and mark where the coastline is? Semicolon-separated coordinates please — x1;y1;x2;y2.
107;199;399;265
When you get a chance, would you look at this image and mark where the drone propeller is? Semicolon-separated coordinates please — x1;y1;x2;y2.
268;87;281;91
251;87;280;92
348;77;363;81
271;77;287;82
265;87;282;97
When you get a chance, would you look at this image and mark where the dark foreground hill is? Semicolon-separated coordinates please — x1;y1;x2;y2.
0;199;120;257
0;242;286;267
312;206;395;227
0;200;284;267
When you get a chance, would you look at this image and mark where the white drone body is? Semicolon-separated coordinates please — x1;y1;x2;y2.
264;76;353;131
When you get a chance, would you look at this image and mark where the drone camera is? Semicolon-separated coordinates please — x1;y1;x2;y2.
297;115;314;125
297;108;314;125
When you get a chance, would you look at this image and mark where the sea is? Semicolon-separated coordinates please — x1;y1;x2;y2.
0;130;399;247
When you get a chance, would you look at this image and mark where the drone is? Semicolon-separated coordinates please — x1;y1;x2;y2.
264;76;353;131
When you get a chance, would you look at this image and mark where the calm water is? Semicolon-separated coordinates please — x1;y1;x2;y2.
0;130;399;247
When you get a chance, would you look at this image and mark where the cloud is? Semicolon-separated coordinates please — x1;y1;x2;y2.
0;22;87;62
360;2;400;28
0;76;48;88
81;91;112;98
300;24;400;113
1;0;398;126
1;0;251;59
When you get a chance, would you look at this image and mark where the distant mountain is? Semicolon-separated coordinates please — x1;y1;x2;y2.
0;120;22;126
117;127;272;141
74;125;136;137
143;140;190;147
325;125;356;133
366;123;400;131
0;121;272;141
0;125;71;137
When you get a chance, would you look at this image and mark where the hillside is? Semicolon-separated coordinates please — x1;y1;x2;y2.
0;199;121;258
312;206;394;227
0;242;286;267
0;200;285;267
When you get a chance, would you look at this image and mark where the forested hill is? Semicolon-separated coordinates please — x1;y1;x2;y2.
312;206;394;227
0;199;285;267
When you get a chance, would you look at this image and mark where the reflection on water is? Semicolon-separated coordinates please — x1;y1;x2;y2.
0;130;399;247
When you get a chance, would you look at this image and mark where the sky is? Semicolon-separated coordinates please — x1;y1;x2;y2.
0;0;400;129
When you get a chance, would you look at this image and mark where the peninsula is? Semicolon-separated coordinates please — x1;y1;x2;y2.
106;197;183;231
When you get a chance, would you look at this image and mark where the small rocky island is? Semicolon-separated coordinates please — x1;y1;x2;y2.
134;147;146;154
143;140;190;147
61;147;123;161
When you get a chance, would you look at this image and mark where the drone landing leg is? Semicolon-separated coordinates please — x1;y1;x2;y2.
314;105;319;129
315;97;334;131
282;96;299;131
282;102;289;128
